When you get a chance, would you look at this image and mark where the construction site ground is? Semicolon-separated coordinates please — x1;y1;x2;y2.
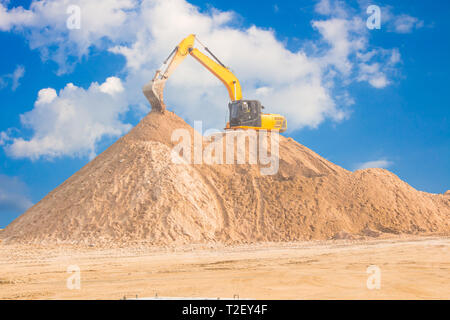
0;236;448;300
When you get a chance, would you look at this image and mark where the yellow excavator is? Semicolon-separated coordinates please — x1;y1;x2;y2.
143;34;287;132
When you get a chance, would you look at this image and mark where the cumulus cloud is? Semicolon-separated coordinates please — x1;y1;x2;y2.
313;0;401;89
0;0;138;74
1;0;406;159
315;0;348;18
0;3;34;31
355;159;393;170
4;77;131;160
0;175;33;215
312;17;366;76
0;65;25;91
356;48;401;88
381;7;424;34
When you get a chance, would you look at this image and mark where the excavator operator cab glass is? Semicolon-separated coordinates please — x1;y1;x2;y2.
228;100;262;128
242;102;249;112
230;103;239;119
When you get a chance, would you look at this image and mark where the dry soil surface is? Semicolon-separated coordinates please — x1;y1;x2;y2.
0;236;448;300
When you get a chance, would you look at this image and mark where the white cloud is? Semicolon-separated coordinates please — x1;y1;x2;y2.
389;48;401;64
99;76;124;95
0;0;138;74
11;65;25;90
36;87;57;104
355;159;393;170
368;75;388;89
4;77;131;160
0;3;34;31
0;128;17;146
315;0;348;18
0;132;8;146
312;1;401;89
312;17;367;76
393;14;424;34
0;65;25;91
380;6;424;34
355;47;401;89
357;62;389;88
0;175;33;214
1;0;405;159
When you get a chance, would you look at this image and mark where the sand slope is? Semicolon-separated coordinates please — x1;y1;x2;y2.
2;111;449;245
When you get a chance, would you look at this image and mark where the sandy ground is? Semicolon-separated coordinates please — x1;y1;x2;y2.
0;236;448;300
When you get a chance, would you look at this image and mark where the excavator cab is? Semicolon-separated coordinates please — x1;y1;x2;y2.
228;100;262;128
227;100;286;132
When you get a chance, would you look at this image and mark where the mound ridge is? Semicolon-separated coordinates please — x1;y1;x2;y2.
2;110;449;245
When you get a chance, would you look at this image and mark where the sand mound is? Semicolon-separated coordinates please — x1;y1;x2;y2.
2;110;449;245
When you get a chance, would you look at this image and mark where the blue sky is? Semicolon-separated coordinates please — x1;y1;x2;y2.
0;0;449;228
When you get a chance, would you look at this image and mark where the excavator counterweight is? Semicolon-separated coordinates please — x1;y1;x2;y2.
143;34;286;132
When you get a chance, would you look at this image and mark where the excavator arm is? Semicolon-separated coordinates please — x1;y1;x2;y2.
189;48;242;102
143;34;242;112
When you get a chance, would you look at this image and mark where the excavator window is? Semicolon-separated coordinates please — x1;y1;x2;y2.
230;103;239;119
242;102;249;112
229;100;262;128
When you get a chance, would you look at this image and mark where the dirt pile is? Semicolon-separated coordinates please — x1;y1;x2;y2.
2;110;449;245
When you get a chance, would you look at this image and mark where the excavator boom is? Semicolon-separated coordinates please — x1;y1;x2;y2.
189;48;242;102
143;34;241;112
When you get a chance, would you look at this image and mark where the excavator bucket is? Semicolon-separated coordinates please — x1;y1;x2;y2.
142;72;167;112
